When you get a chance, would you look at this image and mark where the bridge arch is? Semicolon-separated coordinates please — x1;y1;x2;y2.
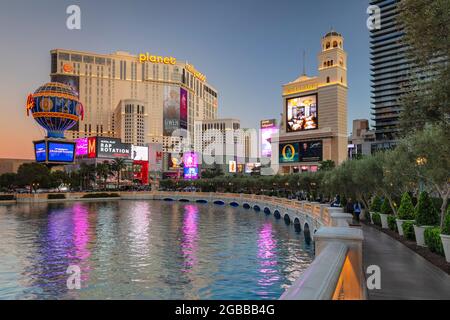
284;214;291;225
264;207;271;215
230;202;239;207
274;210;281;219
213;200;225;205
304;223;312;245
196;199;208;204
294;218;301;233
243;203;251;209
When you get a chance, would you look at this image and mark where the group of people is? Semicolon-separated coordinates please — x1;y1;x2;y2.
330;195;362;222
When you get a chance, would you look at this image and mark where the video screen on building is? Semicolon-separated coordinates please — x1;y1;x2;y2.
163;86;180;136
183;152;198;168
97;138;131;159
132;145;149;161
260;119;278;158
299;141;323;162
184;167;199;180
75;138;88;157
34;142;47;162
180;88;188;130
279;143;300;163
48;142;75;163
286;94;318;132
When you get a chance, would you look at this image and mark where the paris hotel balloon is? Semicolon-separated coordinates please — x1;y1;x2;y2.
26;82;84;138
26;82;83;164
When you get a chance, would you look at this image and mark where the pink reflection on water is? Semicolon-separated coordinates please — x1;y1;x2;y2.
257;223;280;292
70;203;91;283
181;204;199;272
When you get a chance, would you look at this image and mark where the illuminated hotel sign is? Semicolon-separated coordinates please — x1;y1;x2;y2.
185;64;206;82
283;83;318;96
139;53;177;65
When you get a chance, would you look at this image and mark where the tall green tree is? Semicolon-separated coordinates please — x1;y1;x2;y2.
16;163;50;193
96;162;112;190
0;173;17;190
397;0;450;132
111;158;127;190
397;192;415;220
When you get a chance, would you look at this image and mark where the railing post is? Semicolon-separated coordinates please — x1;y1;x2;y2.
314;227;365;300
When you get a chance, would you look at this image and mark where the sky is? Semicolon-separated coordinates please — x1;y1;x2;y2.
0;0;371;159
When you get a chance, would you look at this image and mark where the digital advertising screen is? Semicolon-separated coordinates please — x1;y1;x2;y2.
229;160;237;173
163;86;180;136
183;167;199;180
34;142;47;162
48;142;75;163
97;138;131;159
299;141;323;162
180;88;188;130
286;94;318;132
260;119;278;158
279;143;300;163
183;152;198;168
75;138;88;157
132;145;149;161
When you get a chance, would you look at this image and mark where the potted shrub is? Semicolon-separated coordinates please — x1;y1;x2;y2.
396;192;415;236
402;221;416;241
387;215;398;232
379;198;393;229
425;227;444;256
371;212;382;227
369;196;382;224
413;191;439;247
440;206;450;263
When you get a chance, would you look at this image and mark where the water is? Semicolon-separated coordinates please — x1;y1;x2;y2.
0;200;313;300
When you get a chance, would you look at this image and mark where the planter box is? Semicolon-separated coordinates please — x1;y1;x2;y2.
440;234;450;263
413;225;432;247
379;213;390;229
396;219;414;236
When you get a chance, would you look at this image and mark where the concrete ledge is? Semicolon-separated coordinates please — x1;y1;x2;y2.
280;243;348;300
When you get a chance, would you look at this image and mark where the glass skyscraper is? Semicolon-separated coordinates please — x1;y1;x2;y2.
370;0;408;152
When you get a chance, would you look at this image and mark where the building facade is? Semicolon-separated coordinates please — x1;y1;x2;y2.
50;49;218;151
370;0;405;152
276;31;348;174
348;119;376;158
113;99;148;146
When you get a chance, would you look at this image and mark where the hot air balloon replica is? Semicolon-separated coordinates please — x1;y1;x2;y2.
27;82;84;165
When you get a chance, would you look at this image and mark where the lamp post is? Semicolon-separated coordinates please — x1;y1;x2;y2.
416;157;427;193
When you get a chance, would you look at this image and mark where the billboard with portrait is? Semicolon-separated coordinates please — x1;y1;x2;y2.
163;86;180;136
286;94;318;132
75;138;88;157
184;167;199;180
131;145;149;161
260;119;277;158
48;141;75;163
180;88;188;130
299;141;323;162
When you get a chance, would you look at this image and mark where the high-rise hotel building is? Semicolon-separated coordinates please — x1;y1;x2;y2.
50;49;218;150
370;0;406;151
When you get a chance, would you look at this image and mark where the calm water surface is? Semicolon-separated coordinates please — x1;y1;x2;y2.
0;201;313;300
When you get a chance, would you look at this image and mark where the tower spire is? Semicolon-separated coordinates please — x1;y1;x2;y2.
302;49;306;76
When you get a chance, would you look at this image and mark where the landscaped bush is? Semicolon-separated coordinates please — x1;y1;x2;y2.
381;198;393;215
415;191;439;226
397;192;415;220
82;193;120;199
402;221;416;241
370;196;382;213
388;215;398;232
424;227;444;256
47;193;66;200
372;212;382;227
443;206;450;235
0;194;15;201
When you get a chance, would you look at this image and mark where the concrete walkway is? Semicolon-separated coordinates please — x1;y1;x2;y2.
362;224;450;300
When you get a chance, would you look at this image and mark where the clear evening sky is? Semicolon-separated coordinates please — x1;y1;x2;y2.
0;0;370;159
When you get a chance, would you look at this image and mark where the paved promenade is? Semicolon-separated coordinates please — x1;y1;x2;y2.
362;224;450;300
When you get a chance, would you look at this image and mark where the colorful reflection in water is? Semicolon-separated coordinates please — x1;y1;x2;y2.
0;201;313;299
181;205;199;272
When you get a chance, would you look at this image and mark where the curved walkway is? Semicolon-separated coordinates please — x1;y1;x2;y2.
362;224;450;300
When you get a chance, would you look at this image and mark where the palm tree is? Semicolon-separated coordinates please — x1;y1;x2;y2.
111;158;126;190
79;163;96;190
96;162;111;190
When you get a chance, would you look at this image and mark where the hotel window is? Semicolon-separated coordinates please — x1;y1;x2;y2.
58;52;70;60
71;54;82;62
327;77;330;83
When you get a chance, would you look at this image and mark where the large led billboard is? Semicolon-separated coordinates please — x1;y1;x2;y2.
163;86;180;136
279;143;299;163
183;152;198;168
75;138;88;157
260;119;278;158
299;141;323;162
180;88;188;130
48;142;75;163
97;138;131;159
286;94;318;132
183;167;199;180
132;145;149;161
34;142;47;162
